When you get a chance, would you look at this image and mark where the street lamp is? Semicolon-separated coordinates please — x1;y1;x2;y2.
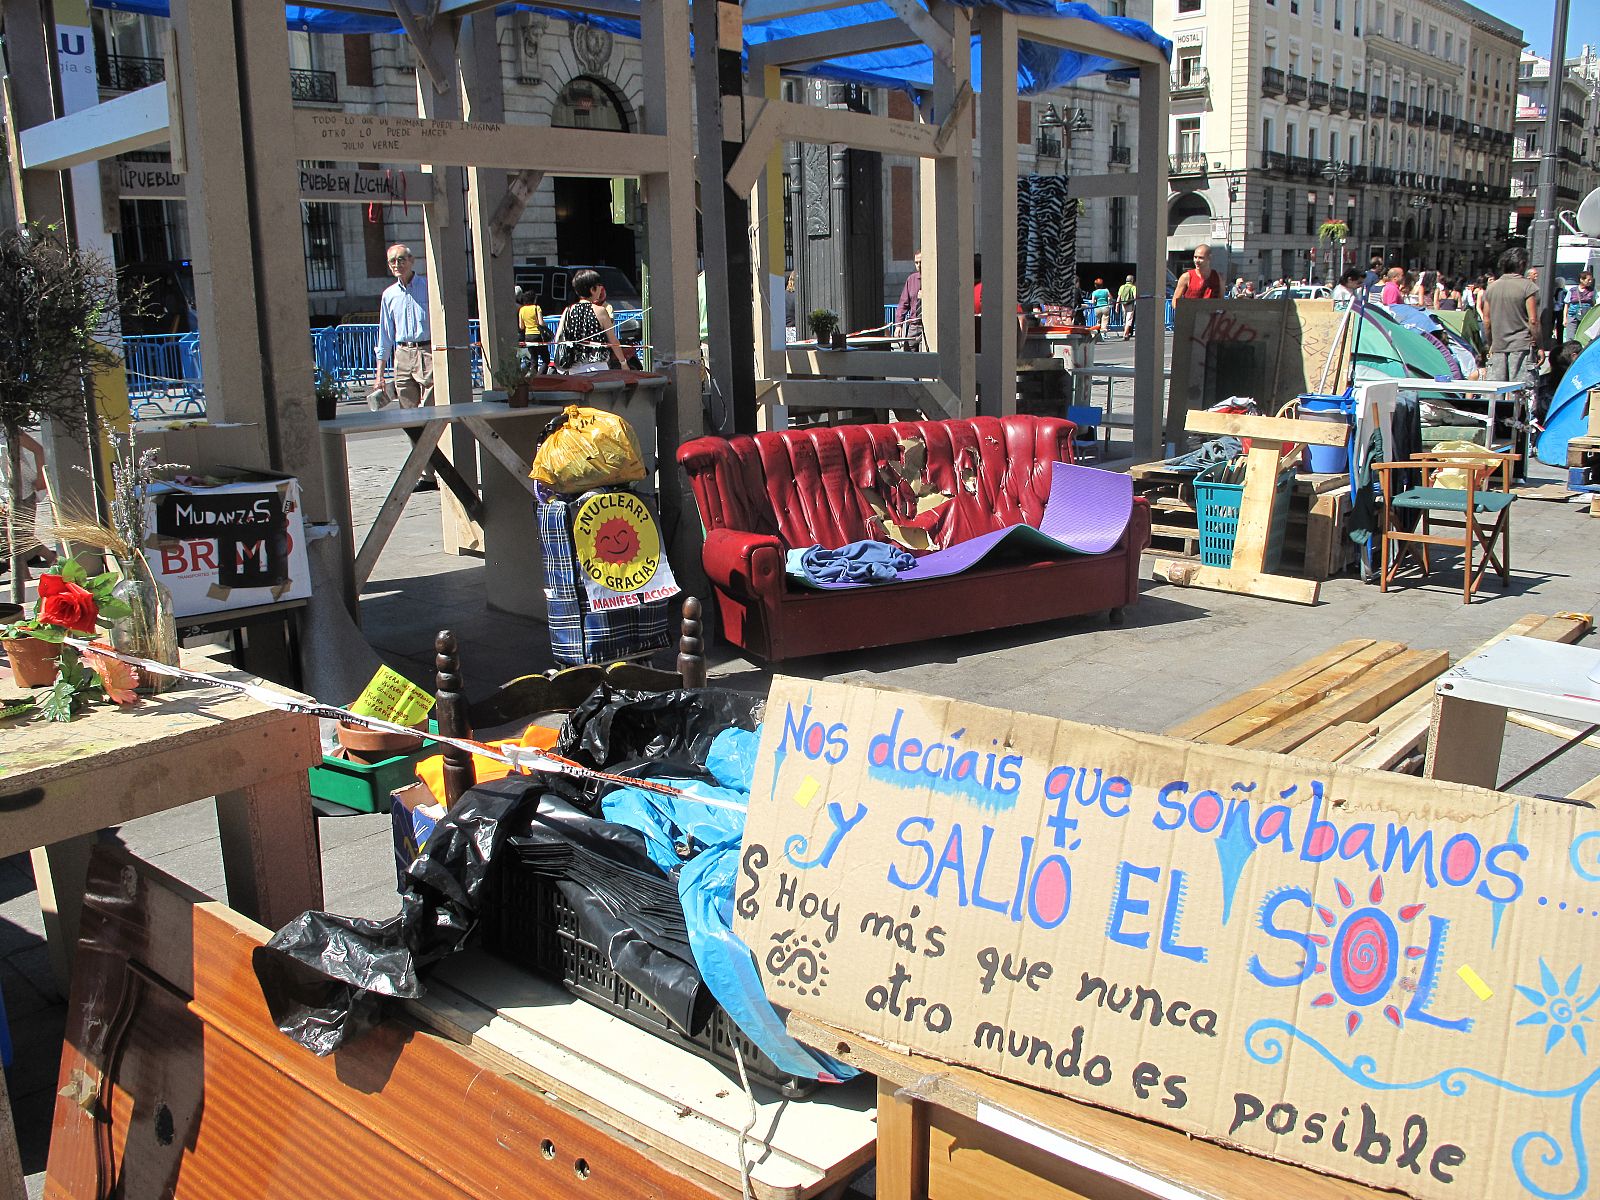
1036;103;1063;170
1408;194;1429;267
1321;159;1352;284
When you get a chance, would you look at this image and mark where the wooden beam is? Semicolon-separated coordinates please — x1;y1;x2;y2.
759;379;957;412
486;172;539;256
1185;409;1349;447
1151;558;1320;604
1244;649;1451;755
17;83;170;171
723;98;785;199
1132;56;1167;459
1166;639;1379;741
734;94;942;159
785;348;941;377
1013;13;1168;65
748;19;915;69
354;422;448;587
743;0;860;21
390;0;451;94
977;6;1019;416
1197;641;1405;746
116;160;437;205
883;0;952;67
294;109;670;176
931;80;973;154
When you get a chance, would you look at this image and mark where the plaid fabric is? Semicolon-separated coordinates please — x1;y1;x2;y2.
538;489;671;666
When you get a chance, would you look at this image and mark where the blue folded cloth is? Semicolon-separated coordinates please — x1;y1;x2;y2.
785;539;916;585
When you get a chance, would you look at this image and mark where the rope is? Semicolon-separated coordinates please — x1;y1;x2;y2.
731;1040;759;1200
60;637;748;810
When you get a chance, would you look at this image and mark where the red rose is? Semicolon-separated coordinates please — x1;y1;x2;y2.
37;574;99;633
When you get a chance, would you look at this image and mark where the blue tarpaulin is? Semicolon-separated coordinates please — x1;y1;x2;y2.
91;0;1168;92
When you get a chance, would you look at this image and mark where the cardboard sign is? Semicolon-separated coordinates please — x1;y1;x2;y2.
735;677;1600;1200
1166;299;1352;448
571;491;679;611
142;471;310;618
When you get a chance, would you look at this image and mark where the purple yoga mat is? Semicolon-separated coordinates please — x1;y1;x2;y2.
799;463;1134;589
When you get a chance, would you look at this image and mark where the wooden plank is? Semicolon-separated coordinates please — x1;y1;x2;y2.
1294;721;1379;763
1507;710;1600;749
791;1016;1364;1200
1245;647;1452;755
747;18;914;68
1424;694;1508;788
1569;773;1600;804
1150;558;1319;604
1012;13;1168;65
759;378;949;411
1228;445;1290;575
784;348;941;378
17;82;169;171
353;420;446;588
1199;640;1405;746
1184;409;1349;447
411;952;877;1200
1347;614;1588;770
294;108;670;176
1164;638;1377;741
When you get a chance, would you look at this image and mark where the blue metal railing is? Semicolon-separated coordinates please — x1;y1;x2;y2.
123;334;205;417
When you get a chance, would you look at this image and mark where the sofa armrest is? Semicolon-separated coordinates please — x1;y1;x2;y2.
702;528;785;605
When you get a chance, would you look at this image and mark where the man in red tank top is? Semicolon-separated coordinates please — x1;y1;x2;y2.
1172;244;1223;301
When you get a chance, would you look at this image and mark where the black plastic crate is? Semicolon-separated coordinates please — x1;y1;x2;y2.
480;856;814;1097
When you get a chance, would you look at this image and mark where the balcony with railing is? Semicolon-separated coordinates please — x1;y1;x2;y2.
1369;165;1397;185
1369;218;1385;237
1289;154;1313;177
1263;67;1285;96
1513;137;1536;158
1511;178;1534;198
1169;153;1207;177
1171;67;1210;98
1330;85;1350;113
1424;110;1441;129
1350;89;1368;115
1562;106;1584;126
1309;81;1330;108
290;68;338;104
1260;150;1289;173
1109;144;1132;166
1036;133;1061;159
1455;116;1471;135
1370;94;1389;117
1407;104;1424;125
99;54;165;91
1287;73;1309;103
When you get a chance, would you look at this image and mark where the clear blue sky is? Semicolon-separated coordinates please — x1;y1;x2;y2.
1473;0;1599;59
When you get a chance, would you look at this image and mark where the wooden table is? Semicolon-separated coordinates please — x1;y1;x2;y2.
790;1015;1372;1200
0;647;324;989
47;847;874;1200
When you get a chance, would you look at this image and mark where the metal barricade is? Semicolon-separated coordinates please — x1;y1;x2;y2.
123;334;205;417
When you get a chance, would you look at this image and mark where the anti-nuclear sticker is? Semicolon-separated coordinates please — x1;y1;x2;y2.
572;491;679;610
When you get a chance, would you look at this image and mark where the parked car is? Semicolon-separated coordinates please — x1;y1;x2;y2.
1259;284;1333;301
513;263;644;342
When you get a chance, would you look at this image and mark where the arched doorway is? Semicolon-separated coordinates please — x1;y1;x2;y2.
551;75;636;272
1166;191;1215;281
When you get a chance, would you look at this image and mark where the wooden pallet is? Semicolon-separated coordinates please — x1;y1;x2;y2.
1166;613;1593;768
1132;460;1354;582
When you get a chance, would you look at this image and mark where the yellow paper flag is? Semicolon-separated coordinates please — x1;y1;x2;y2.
348;665;435;727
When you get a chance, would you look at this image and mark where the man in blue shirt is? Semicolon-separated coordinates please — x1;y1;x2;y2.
376;244;433;409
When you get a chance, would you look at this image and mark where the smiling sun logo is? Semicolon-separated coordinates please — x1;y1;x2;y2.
1516;960;1600;1055
573;492;661;593
1307;876;1428;1036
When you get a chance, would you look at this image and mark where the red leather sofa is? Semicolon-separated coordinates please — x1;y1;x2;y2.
676;415;1151;661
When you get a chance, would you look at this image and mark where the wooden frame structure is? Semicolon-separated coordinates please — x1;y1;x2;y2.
3;0;702;694
722;0;1168;454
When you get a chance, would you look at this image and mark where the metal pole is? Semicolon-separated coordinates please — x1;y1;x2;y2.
1532;0;1572;340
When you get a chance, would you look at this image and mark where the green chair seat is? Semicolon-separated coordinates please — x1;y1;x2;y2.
1391;487;1515;514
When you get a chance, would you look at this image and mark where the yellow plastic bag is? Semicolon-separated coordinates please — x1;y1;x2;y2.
1430;440;1494;490
531;405;646;494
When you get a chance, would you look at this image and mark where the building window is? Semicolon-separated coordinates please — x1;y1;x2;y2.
1104;0;1127;13
1263;116;1275;151
1444;31;1452;60
1176;116;1201;158
1410;18;1420;46
1110;197;1127;257
1309;127;1320;161
1284;189;1295;234
1428;26;1437;54
1262;186;1274;233
1333;0;1344;29
1178;48;1204;84
1177;0;1202;13
302;203;343;293
1313;0;1323;21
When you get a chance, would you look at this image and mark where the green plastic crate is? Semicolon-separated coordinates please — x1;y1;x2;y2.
1194;461;1294;572
308;741;431;813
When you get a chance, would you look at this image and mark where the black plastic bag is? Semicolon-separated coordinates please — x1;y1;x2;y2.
558;685;760;771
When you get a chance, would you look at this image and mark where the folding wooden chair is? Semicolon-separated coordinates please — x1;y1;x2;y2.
1374;450;1517;604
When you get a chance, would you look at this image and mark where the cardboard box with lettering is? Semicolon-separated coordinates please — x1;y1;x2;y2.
736;677;1600;1200
142;469;311;618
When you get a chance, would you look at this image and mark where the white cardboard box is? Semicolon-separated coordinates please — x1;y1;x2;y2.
142;469;311;618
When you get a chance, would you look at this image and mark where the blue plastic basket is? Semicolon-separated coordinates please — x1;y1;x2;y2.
1194;461;1294;570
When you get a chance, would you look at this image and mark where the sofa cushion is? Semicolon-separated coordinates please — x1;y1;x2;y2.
679;416;1075;552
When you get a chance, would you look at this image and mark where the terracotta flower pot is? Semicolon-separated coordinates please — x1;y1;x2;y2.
3;636;62;688
336;719;425;763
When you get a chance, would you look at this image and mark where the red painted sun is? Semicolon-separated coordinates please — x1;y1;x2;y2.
1307;876;1427;1035
592;517;641;565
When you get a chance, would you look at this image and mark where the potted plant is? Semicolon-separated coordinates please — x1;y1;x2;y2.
0;223;124;603
1;556;135;718
808;308;839;348
491;342;537;408
314;367;341;421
